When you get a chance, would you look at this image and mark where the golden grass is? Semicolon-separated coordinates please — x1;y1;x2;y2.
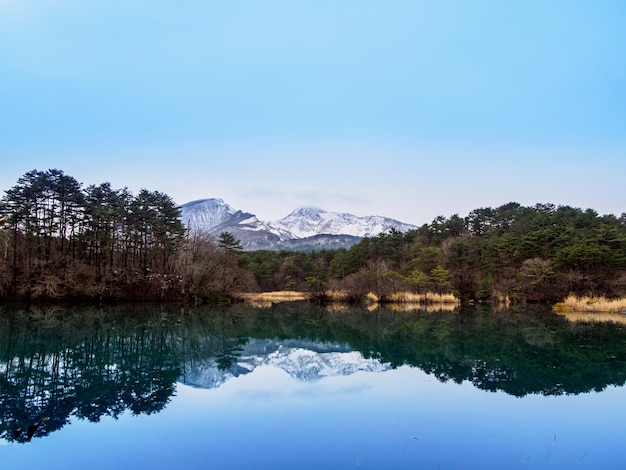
386;303;459;313
554;295;626;313
386;291;460;305
324;290;351;302
236;290;460;309
556;311;626;325
236;291;310;307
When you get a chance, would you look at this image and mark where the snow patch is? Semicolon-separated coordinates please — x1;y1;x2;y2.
181;342;390;389
180;201;416;239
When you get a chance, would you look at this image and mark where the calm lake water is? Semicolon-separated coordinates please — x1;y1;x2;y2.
2;302;626;469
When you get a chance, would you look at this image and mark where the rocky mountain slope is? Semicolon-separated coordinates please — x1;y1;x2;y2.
179;198;417;251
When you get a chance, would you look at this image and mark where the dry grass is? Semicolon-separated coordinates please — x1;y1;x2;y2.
324;290;351;302
387;303;459;313
236;291;310;307
554;295;626;313
386;291;460;305
237;289;460;309
556;311;626;325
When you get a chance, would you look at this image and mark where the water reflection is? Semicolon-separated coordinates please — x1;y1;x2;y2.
0;306;181;443
1;302;626;444
182;338;390;389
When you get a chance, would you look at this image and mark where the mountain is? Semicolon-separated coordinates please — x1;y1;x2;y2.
272;207;417;238
179;198;417;251
180;339;390;389
180;198;239;230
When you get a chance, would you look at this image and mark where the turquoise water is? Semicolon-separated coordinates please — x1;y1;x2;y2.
2;304;626;469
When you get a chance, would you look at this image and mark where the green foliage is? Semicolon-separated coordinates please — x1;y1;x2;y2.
236;203;626;303
217;232;244;255
430;265;451;294
404;268;431;294
316;203;626;302
0;169;186;300
240;250;285;290
2;170;623;304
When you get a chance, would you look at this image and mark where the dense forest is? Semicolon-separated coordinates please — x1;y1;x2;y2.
246;202;626;303
1;169;625;303
0;169;254;302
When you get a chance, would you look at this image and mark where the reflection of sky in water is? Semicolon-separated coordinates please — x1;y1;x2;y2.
3;364;626;469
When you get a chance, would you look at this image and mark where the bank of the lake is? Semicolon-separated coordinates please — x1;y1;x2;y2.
2;174;625;305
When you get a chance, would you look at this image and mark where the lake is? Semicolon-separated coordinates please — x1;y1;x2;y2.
2;302;626;469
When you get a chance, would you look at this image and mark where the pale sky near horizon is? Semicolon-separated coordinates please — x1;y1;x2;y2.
1;1;625;226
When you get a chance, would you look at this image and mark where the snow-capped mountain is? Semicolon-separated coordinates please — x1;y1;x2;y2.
272;207;417;238
180;339;390;389
181;198;237;230
179;198;417;251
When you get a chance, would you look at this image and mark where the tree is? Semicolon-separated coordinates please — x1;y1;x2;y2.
519;258;556;301
0;169;188;300
82;182;124;273
130;189;185;271
444;238;479;302
404;268;431;294
430;265;451;295
217;232;244;255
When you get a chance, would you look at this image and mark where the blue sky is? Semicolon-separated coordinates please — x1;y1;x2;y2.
1;1;625;225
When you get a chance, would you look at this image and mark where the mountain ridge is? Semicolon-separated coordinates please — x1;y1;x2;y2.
179;198;417;251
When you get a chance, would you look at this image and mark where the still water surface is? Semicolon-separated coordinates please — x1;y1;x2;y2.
1;303;626;469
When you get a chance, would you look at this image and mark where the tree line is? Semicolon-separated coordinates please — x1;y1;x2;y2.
0;169;252;302
1;170;625;303
241;202;626;303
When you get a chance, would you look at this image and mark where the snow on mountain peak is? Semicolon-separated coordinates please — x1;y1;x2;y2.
179;198;418;250
273;207;415;239
180;198;236;232
286;207;326;218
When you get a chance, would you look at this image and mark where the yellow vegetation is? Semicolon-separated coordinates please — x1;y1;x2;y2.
553;295;626;313
236;291;310;307
386;303;459;313
386;291;460;305
556;311;626;325
236;290;460;310
324;290;351;302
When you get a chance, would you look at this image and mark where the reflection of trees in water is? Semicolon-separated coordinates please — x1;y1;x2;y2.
0;307;182;443
244;302;626;397
0;305;248;444
176;306;249;376
318;304;626;397
2;303;626;443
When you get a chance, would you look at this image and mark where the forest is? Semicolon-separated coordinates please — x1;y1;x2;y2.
1;169;625;304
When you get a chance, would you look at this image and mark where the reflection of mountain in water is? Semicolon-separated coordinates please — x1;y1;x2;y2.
2;303;626;444
181;339;390;388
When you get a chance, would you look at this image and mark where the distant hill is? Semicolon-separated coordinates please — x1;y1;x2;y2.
179;198;418;251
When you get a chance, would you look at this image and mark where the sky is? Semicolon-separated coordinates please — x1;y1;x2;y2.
1;1;625;226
